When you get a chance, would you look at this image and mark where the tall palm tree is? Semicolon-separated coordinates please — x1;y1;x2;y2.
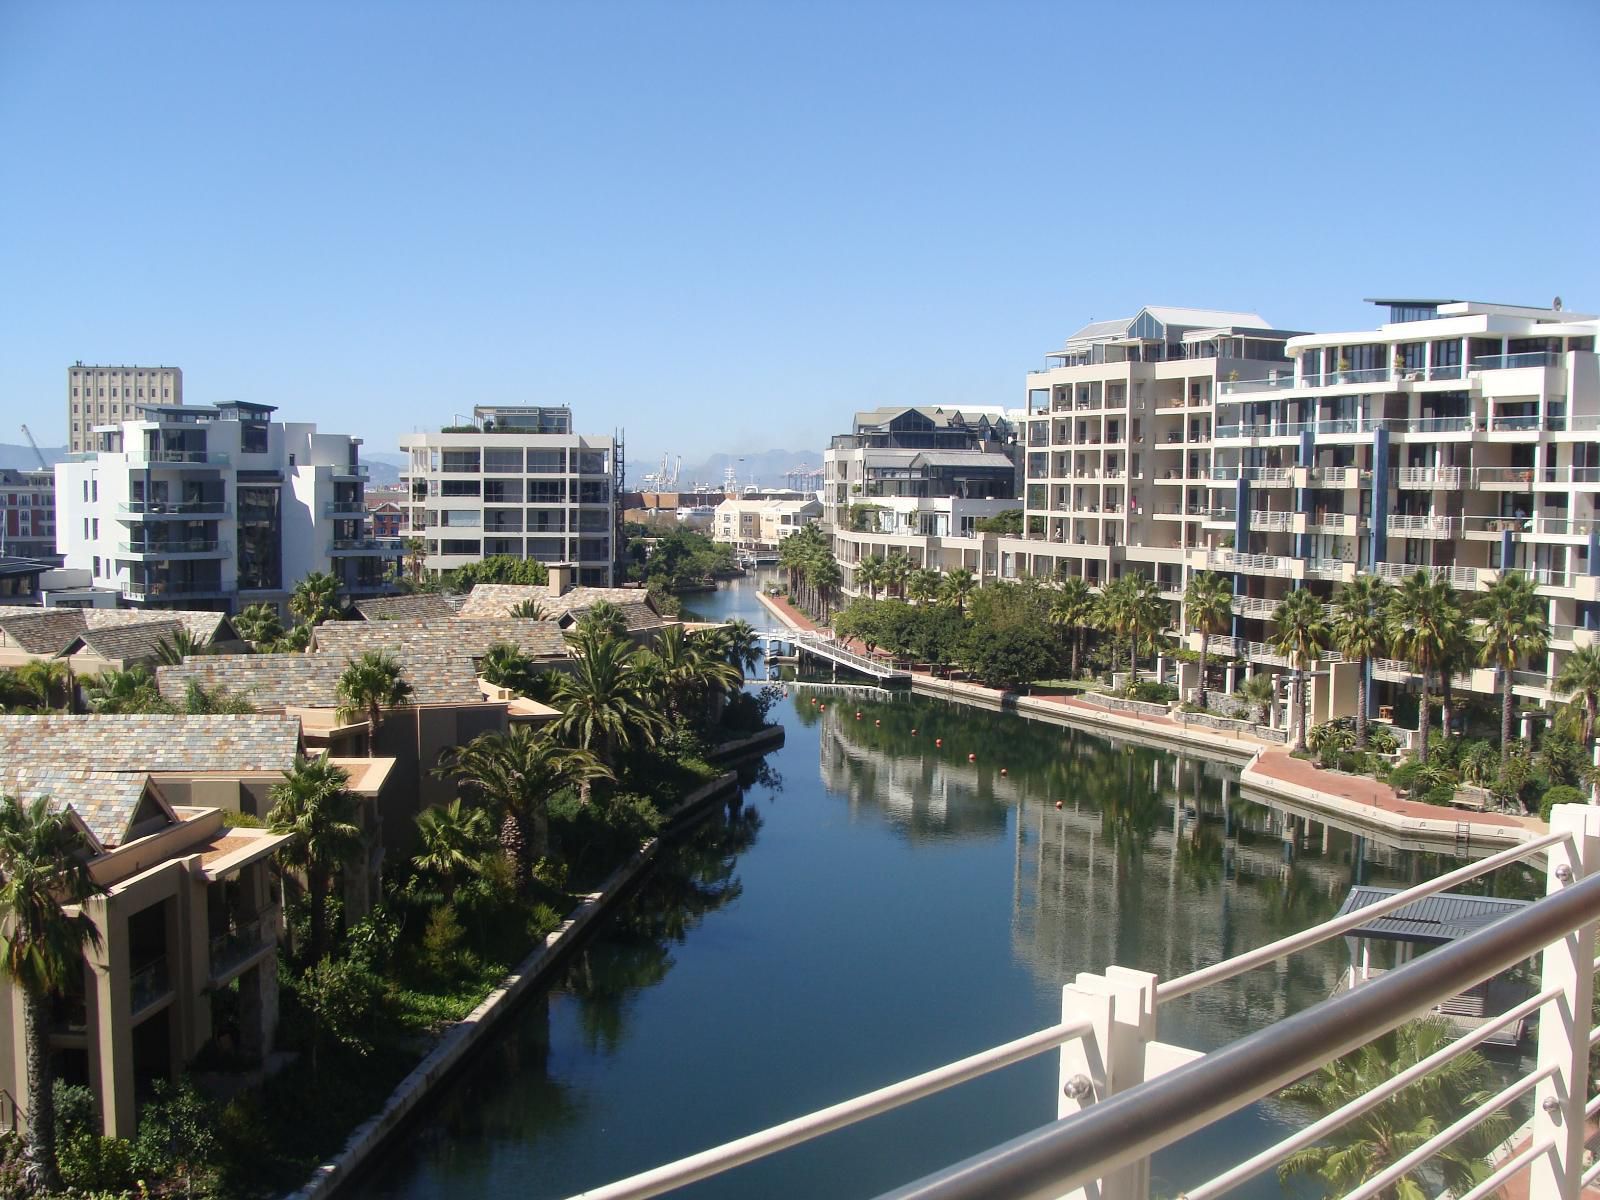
1048;576;1096;680
1183;571;1232;711
1238;672;1278;727
402;536;428;585
480;642;539;696
1556;644;1600;746
1477;570;1549;766
14;660;68;712
85;666;164;714
1271;587;1330;752
552;631;663;791
806;553;842;622
906;568;941;605
855;554;887;600
289;570;343;628
716;619;762;676
438;726;610;877
1436;605;1476;744
1387;571;1462;765
778;525;824;599
1104;575;1165;684
336;650;414;743
268;756;363;961
575;600;629;642
1279;1020;1507;1200
411;799;493;904
0;795;104;1192
882;553;911;600
940;567;977;614
232;602;284;647
1331;576;1391;749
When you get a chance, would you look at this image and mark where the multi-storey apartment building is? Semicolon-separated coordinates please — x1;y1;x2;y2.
1014;299;1600;718
713;495;822;551
825;406;1022;591
400;405;618;586
0;467;57;559
56;401;389;612
68;363;183;454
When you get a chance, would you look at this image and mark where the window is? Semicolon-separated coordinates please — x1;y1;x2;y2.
483;448;522;473
528;480;566;503
526;449;565;473
93;556;100;576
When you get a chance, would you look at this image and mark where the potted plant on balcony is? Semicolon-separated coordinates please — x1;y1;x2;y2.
1337;356;1353;384
1224;369;1239;394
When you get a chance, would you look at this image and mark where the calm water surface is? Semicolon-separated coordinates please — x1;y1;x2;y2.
352;572;1535;1200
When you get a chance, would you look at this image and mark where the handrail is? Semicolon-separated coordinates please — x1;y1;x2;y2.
567;1019;1094;1200
874;864;1600;1200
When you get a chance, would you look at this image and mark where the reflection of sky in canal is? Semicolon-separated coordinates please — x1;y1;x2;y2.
351;574;1539;1200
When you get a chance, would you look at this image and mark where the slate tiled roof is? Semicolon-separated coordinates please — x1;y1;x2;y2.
455;584;555;618
83;608;239;645
0;714;303;775
68;620;186;664
0;766;154;850
557;600;667;634
354;594;463;622
1334;886;1532;944
158;650;485;708
313;617;567;660
0;608;88;654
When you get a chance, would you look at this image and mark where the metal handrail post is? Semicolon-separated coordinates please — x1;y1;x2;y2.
1529;804;1600;1200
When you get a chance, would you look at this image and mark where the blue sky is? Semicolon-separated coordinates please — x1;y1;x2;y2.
3;1;1597;472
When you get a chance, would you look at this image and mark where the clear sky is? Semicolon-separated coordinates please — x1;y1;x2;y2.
3;1;1597;471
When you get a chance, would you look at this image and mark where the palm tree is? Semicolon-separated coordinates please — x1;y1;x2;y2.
906;568;941;605
1556;644;1600;746
1238;673;1278;727
1048;576;1096;680
232;602;284;647
0;795;105;1192
438;726;609;877
289;570;343;628
154;627;206;665
940;567;977;613
552;631;663;791
574;600;628;642
14;660;68;712
1435;605;1476;744
716;619;762;676
402;536;428;586
510;597;551;620
480;642;539;696
1102;575;1164;684
779;525;824;599
1331;576;1390;749
85;666;164;714
1477;570;1549;766
1183;571;1232;711
336;650;414;743
1387;571;1462;765
268;756;363;961
855;554;887;600
1279;1020;1507;1200
411;799;493;903
1271;587;1330;752
883;553;911;600
806;553;842;622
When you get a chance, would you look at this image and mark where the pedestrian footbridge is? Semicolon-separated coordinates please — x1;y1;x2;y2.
753;630;912;684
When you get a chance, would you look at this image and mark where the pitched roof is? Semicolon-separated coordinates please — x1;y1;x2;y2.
354;593;463;622
908;451;1018;470
1333;886;1531;944
458;583;655;620
157;649;486;708
556;600;667;633
83;608;239;645
312;617;568;660
0;608;88;654
68;620;186;664
0;714;303;775
0;766;158;850
1139;305;1272;329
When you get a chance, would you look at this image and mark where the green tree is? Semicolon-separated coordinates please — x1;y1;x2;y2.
153;628;206;665
85;667;166;714
1271;587;1330;752
402;536;428;586
443;555;549;591
411;799;493;904
960;624;1055;689
972;509;1023;535
14;660;68;712
882;553;911;600
289;570;343;628
1331;576;1391;749
1099;575;1165;684
232;602;284;647
510;597;551;620
1279;1020;1508;1200
1183;571;1232;711
1238;672;1278;727
906;568;941;605
1556;644;1600;746
552;631;663;792
0;796;105;1192
855;555;887;600
1048;576;1096;680
438;726;610;878
939;567;977;614
806;552;842;621
574;601;628;642
336;650;413;741
268;757;363;961
480;642;540;696
1387;571;1463;764
1477;570;1549;767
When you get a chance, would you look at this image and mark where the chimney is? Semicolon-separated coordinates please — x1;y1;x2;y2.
546;562;576;597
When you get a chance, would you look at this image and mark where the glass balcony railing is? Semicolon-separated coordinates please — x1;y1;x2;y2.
129;449;229;465
1472;351;1562;371
130;957;170;1014
118;499;228;515
209;918;271;979
116;539;227;557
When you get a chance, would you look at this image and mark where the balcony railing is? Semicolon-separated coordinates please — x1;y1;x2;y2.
209;917;272;980
332;463;371;478
1472;351;1562;371
130;957;170;1015
1218;374;1295;395
129;449;229;465
124;581;227;600
116;539;228;557
1386;514;1455;537
329;538;388;554
324;500;368;517
1372;562;1482;589
1490;414;1543;432
1394;466;1464;488
580;815;1600;1200
118;499;229;516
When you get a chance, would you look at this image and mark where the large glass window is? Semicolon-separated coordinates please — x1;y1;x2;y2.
483;448;523;473
526;449;565;473
529;480;566;503
236;486;281;591
483;479;523;503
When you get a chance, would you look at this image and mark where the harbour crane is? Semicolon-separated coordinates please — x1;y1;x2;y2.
19;425;47;470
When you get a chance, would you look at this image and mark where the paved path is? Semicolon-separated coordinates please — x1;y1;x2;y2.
755;590;821;633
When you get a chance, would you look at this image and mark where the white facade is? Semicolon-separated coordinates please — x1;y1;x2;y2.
712;497;822;550
68;363;183;455
399;406;617;586
56;402;387;612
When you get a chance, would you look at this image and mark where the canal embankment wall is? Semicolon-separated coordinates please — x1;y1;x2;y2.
285;768;746;1200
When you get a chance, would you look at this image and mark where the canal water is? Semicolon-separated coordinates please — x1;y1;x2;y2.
352;572;1537;1200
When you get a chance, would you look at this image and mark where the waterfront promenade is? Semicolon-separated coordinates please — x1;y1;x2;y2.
754;589;1544;846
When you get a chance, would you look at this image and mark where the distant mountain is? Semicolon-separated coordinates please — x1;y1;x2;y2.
0;443;66;471
637;448;824;490
362;456;403;485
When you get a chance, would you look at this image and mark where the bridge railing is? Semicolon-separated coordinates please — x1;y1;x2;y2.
569;808;1600;1200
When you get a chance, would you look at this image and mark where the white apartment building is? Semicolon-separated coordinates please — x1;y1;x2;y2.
1013;299;1600;717
1;468;57;560
68;363;183;454
712;496;822;551
824;406;1022;593
400;406;618;586
56;401;389;612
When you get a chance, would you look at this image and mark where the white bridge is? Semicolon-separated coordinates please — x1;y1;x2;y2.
753;629;913;685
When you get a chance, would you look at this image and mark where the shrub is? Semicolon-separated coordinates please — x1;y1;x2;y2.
1366;725;1400;755
1541;785;1588;823
1421;783;1459;808
0;1132;27;1200
422;904;470;979
526;902;563;943
131;1077;218;1190
345;905;403;974
1124;680;1177;704
298;956;385;1065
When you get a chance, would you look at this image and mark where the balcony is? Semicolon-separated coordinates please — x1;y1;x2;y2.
1476;466;1539;488
1489;414;1543;432
209;916;274;984
1218;374;1294;396
1387;514;1455;538
1472;351;1563;370
1300;366;1394;389
1306;513;1355;535
124;581;229;601
1306;558;1355;583
329;538;388;556
117;539;229;559
324;500;368;518
117;499;230;518
1373;562;1482;589
1394;466;1464;489
130;957;171;1017
129;449;229;466
1199;549;1297;578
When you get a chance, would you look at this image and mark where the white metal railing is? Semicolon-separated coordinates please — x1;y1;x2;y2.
574;816;1600;1200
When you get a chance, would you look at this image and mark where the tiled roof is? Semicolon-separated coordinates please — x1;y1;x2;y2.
84;608;239;645
354;593;463;622
557;600;667;633
313;617;567;660
0;714;304;775
68;620;186;664
0;608;88;654
158;649;486;708
455;584;555;618
0;766;154;850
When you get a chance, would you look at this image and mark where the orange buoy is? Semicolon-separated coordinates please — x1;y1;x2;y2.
968;753;976;762
1055;800;1063;810
935;737;943;747
911;728;917;735
1000;768;1008;776
855;711;862;718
